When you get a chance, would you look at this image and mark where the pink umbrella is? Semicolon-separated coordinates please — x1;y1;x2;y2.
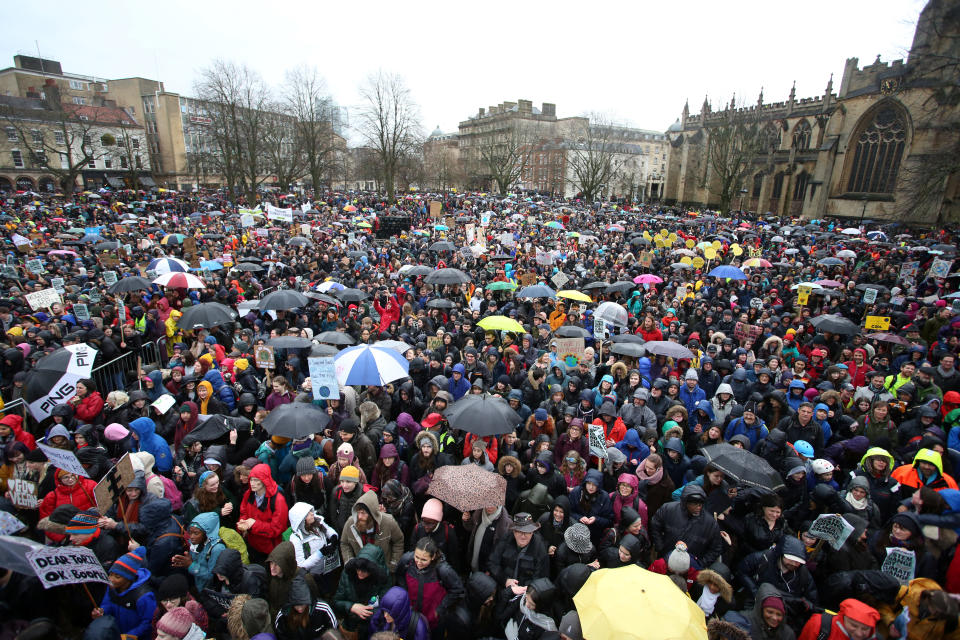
814;279;844;288
634;274;663;284
49;250;78;257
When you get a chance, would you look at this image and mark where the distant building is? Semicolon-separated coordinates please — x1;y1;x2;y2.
663;0;960;224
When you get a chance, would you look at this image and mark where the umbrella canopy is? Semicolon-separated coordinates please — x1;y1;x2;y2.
477;316;525;333
633;274;662;284
107;276;153;294
287;236;314;247
304;292;341;306
557;290;593;302
424;268;471;285
0;536;46;574
25;344;98;420
611;342;646;357
316;331;356;346
334;344;410;386
262;403;331;439
707;265;747;280
258;289;310;310
642;341;694;359
315;281;346;293
574;565;708;640
333;288;370;303
486;281;518;292
373;340;414;354
429;241;456;252
182;414;251;447
702;443;785;491
516;284;556;298
444;394;522;436
309;342;339;356
401;265;433;277
583;281;609;290
234;262;264;272
147;257;190;274
426;298;456;309
427;465;507;513
178;302;237;329
810;313;859;335
595;301;628;327
267;336;312;349
865;332;912;346
611;334;645;344
153;272;206;289
605;281;636;293
554;325;591;338
817;257;845;266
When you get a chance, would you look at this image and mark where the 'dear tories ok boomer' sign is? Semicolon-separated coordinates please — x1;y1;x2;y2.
27;546;109;588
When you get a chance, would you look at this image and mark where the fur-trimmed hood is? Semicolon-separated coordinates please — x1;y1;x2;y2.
497;455;521;478
696;569;733;602
226;595;273;640
707;619;750;640
414;429;439;452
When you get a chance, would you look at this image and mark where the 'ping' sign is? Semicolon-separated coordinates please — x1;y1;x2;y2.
27;546;109;589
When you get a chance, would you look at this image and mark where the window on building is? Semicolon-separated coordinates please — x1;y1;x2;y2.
792;120;812;150
132;138;139;149
60;153;69;169
120;156;128;169
846;105;907;194
5;127;17;142
72;96;85;105
33;150;46;166
104;157;112;169
752;173;763;197
82;134;91;146
30;130;42;144
135;155;142;169
11;150;23;168
793;171;809;200
772;172;785;198
88;158;96;169
54;131;65;145
78;115;88;121
69;80;86;90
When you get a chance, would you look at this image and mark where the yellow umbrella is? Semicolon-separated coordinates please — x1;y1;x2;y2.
556;290;592;303
477;315;525;333
574;565;707;640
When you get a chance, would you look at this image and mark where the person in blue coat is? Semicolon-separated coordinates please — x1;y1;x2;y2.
568;469;615;543
614;429;650;472
181;512;226;591
129;417;173;472
447;363;471;400
678;370;706;416
203;370;237;412
724;400;769;449
93;546;157;640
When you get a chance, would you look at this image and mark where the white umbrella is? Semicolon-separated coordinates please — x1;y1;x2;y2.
790;282;825;291
152;272;206;289
334;344;410;386
837;249;857;258
594;301;629;327
373;340;414;354
841;228;861;235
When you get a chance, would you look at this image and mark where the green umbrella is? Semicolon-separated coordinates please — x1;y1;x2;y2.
486;281;517;291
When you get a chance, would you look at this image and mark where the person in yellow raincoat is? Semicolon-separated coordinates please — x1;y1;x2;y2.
165;309;184;357
549;302;567;332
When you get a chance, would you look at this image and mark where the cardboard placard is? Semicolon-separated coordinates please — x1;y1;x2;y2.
26;259;44;274
25;288;62;311
27;546;109;589
426;336;443;352
797;285;812;306
73;303;90;322
102;270;118;286
9;478;38;509
588;424;608;459
551;272;570;289
93;453;136;514
254;345;275;369
862;288;878;304
808;514;854;551
50;277;65;294
307;356;338;401
182;237;197;257
36;443;90;478
518;273;538;286
429;202;442;218
733;322;762;344
555;337;586;367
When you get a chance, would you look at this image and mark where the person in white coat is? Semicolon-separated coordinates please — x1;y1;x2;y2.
288;501;340;593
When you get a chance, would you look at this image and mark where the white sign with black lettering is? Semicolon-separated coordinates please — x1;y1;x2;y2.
27;546;109;589
36;443;90;478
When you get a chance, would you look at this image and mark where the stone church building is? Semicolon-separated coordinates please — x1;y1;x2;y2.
663;0;959;225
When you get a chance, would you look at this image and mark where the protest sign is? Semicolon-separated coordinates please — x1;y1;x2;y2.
928;258;953;279
808;514;855;551
862;288;878;304
535;250;554;266
429;202;442;218
255;228;268;237
50;277;65;294
307;356;338;401
102;270;118;286
0;511;25;536
733;322;762;344
797;285;812;306
203;589;238;612
426;336;443;352
254;345;275;369
864;315;891;330
25;288;62;311
11;234;30;247
594;317;607;341
26;259;44;274
1;265;17;279
151;394;176;415
267;205;294;223
240;214;254;227
588;424;608;459
27;546;109;589
8;478;38;509
465;224;475;244
94;453;136;514
551;272;570;289
72;305;90;325
555;337;585;367
182;237;197;258
518;273;538;286
37;443;90;478
480;210;491;226
899;261;919;281
882;547;917;584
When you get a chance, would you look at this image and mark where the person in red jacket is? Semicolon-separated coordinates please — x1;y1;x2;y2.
798;598;880;640
636;315;663;341
69;379;104;425
38;468;97;542
373;287;403;334
0;414;36;450
843;348;874;389
237;463;289;564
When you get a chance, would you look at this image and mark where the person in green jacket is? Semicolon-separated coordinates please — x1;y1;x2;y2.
333;544;390;638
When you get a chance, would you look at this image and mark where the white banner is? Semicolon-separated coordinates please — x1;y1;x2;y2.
267;204;294;223
25;288;61;311
36;443;90;478
27;344;98;421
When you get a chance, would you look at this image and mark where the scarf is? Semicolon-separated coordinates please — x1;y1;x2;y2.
844;491;868;511
696;588;720;615
611;490;636;523
637;465;664;485
471;506;501;572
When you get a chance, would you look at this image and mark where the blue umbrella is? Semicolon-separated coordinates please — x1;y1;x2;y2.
707;265;747;280
334;344;410;386
78;234;101;244
196;260;223;271
517;284;556;298
817;257;845;266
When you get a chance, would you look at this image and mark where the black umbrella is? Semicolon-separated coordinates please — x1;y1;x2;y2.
855;283;890;294
309;343;339;356
24;344;97;420
304;291;341;306
267;336;312;349
334;288;370;303
809;313;859;335
258;289;310;310
554;326;591;338
702;443;784;491
178;302;237;329
262;402;330;439
287;236;314;247
611;342;646;357
489;254;512;261
316;331;356;346
605;281;635;294
443;394;522;436
429;241;456;253
404;265;433;277
234;262;264;272
107;276;153;294
611;334;645;344
182;415;250;447
94;241;119;251
426;298;456;309
424;268;471;285
583;281;609;291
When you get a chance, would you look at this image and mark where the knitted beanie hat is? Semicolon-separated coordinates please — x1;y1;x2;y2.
340;465;360;482
296;456;316;476
111;546;146;582
563;523;593;554
157;607;194;639
65;509;99;537
667;541;691;574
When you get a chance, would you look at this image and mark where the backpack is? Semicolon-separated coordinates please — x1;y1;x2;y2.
816;613;834;640
219;526;249;564
406;611;422;640
147;471;184;511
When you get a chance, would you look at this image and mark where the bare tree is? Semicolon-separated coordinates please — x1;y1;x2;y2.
471;121;535;195
567;116;629;201
195;60;271;204
285;66;338;193
262;106;306;191
423;144;462;191
703;102;767;214
356;71;422;202
0;87;115;194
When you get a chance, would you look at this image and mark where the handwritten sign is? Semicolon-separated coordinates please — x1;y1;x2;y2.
50;277;65;294
9;478;38;508
25;288;62;311
102;270;118;286
808;514;855;551
27;546;109;589
426;336;443;352
588;424;608;459
797;285;812;306
36;443;90;478
267;205;294;223
928;258;953;279
555;337;585;367
865;315;891;330
862;288;878;304
72;303;90;322
307;356;338;401
594;317;607;341
93;453;136;514
429;202;442;219
26;259;44;274
254;345;275;369
733;322;762;344
551;272;570;289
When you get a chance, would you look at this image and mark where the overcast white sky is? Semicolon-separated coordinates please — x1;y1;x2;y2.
1;0;926;138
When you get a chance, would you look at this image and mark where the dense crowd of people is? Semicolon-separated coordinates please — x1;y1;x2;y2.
0;186;959;640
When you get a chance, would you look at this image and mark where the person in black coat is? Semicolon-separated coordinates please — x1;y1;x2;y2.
568;469;615;544
537;494;572;557
524;452;566;498
488;513;550;590
551;522;598;578
649;484;723;569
